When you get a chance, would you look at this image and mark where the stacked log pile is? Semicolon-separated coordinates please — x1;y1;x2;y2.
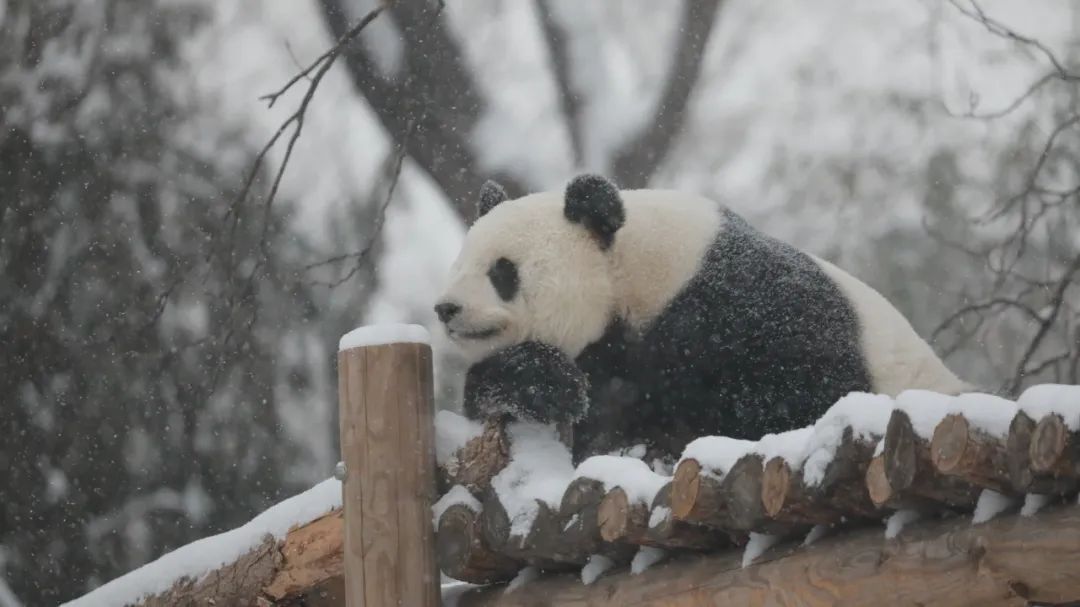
434;387;1080;590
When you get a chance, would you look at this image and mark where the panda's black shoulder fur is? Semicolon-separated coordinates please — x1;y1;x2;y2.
570;208;873;462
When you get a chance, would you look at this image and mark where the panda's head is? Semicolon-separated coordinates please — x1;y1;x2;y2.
435;174;626;363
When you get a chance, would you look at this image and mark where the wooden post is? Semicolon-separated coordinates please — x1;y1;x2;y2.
338;325;438;607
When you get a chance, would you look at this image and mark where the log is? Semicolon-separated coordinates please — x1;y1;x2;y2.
1029;414;1080;486
453;503;1080;607
724;454;804;535
671;458;727;528
264;510;345;602
930;413;1013;493
556;477;635;564
598;486;650;544
672;455;802;536
442;420;511;491
478;489;578;568
810;426;882;518
133;536;283;607
880;409;980;509
1006;410;1076;495
761;458;847;526
129;509;349;607
1007;410;1041;492
649;482;744;549
864;454;938;512
598;485;733;551
338;329;439;607
558;477;607;556
436;503;521;584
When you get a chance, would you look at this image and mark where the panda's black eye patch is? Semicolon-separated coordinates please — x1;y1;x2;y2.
488;257;519;301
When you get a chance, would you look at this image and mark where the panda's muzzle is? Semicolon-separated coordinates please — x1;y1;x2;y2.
435;301;504;341
453;326;503;340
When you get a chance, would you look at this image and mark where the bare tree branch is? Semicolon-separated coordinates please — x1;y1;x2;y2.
304;121;415;289
949;0;1079;82
612;0;724;188
1020;349;1073;382
208;4;387;267
535;0;585;167
983;114;1080;222
947;0;1080;120
931;296;1044;342
318;0;526;222
200;5;389;391
928;1;1080;393
1009;252;1080;393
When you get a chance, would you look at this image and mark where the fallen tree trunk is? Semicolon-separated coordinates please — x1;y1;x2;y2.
132;509;347;607
454;504;1080;607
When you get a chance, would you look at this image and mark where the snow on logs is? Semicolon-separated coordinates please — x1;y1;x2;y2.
433;385;1080;589
866;392;983;510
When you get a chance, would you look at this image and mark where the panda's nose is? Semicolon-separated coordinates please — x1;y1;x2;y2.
434;302;461;323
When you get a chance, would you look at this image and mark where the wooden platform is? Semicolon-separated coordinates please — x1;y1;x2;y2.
454;503;1080;607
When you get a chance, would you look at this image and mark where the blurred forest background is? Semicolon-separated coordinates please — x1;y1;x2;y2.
2;0;1078;604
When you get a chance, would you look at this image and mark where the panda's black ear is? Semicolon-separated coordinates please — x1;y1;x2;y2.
476;180;508;221
563;174;625;249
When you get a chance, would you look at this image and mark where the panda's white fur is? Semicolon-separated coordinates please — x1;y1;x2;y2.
810;256;969;395
439;184;966;399
440;190;720;358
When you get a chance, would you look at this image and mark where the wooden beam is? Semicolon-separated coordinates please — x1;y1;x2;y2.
264;510;344;601
338;328;439;607
132;536;283;607
454;504;1080;607
127;509;346;606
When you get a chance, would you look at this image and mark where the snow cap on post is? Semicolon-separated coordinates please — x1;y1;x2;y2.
338;323;431;351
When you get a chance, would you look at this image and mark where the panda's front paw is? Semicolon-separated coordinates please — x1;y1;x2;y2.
463;341;589;425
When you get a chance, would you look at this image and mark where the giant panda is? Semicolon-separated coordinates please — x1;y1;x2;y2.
435;174;970;462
